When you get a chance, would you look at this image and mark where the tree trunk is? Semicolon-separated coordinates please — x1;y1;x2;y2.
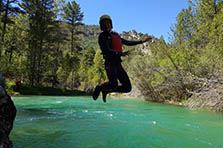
0;0;2;13
1;0;9;42
71;17;74;53
37;39;43;85
29;40;36;86
52;42;60;87
0;0;9;56
9;46;13;63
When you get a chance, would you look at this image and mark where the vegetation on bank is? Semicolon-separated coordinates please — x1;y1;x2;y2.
1;0;223;111
6;83;88;96
124;0;223;112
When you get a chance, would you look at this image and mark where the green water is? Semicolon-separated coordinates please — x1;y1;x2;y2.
10;96;223;148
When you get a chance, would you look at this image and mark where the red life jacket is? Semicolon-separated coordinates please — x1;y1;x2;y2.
111;33;122;52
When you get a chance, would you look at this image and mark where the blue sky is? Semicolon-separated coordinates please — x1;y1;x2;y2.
75;0;189;42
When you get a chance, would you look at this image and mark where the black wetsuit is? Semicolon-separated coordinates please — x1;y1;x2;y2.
98;31;143;93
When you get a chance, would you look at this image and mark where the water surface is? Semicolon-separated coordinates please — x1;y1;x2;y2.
11;96;223;148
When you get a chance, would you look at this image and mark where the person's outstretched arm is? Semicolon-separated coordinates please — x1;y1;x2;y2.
121;36;153;46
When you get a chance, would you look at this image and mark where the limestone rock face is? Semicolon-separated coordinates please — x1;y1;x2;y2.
186;75;223;111
0;74;17;148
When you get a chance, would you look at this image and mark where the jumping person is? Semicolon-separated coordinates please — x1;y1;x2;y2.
93;14;153;103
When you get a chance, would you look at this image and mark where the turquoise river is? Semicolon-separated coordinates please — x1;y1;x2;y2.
10;96;223;148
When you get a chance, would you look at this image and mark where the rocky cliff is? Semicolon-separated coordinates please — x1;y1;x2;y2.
186;74;223;111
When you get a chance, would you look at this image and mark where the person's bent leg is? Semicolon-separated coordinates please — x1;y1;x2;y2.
92;85;101;100
101;63;132;102
116;63;132;93
93;60;118;102
101;63;132;101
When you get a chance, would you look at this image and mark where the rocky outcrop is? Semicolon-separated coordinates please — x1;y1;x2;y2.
186;74;223;112
121;30;152;54
0;74;17;148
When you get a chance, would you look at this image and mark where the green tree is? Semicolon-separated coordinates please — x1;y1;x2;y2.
79;46;95;90
88;49;106;90
193;0;221;47
173;4;197;48
62;0;83;53
0;14;28;79
0;0;22;56
43;21;68;87
208;1;223;53
57;50;80;89
20;0;57;86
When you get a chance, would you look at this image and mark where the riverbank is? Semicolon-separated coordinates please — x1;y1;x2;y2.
7;82;223;112
7;84;89;96
185;75;223;112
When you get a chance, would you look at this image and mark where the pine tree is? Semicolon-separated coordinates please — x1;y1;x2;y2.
79;47;95;90
20;0;56;85
0;14;28;79
0;0;22;56
89;49;106;86
208;1;223;52
194;0;221;47
173;4;196;48
62;0;84;53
